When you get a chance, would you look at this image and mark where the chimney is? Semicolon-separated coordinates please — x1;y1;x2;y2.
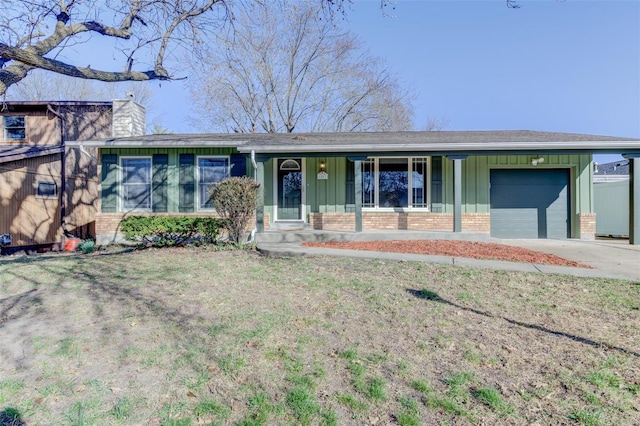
112;93;146;137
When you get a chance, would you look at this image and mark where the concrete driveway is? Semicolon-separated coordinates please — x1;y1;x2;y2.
499;238;640;282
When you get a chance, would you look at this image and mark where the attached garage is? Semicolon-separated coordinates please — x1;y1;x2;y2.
490;169;570;239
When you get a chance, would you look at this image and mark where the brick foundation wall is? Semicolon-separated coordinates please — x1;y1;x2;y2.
577;213;596;240
460;213;491;232
308;212;490;232
96;211;269;245
309;212;354;231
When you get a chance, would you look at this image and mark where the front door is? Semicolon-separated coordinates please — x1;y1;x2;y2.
277;159;303;220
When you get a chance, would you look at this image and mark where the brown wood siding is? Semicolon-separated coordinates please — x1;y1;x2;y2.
26;110;60;145
0;154;63;246
64;146;99;239
1;104;112;246
61;105;112;140
1;111;61;146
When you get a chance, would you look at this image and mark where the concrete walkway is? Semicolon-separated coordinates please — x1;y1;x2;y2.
256;232;640;282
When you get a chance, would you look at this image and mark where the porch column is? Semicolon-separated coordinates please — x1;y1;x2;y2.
255;157;266;233
625;155;640;245
348;156;367;233
354;160;363;232
447;155;468;233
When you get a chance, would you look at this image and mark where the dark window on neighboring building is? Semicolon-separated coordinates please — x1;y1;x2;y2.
3;116;26;140
37;181;57;198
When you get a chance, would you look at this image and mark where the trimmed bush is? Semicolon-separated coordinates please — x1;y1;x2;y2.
119;216;224;247
78;239;95;254
209;177;260;243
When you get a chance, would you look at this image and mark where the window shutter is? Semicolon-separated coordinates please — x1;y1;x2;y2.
431;156;443;213
230;154;247;177
179;154;195;212
345;160;355;205
101;153;118;212
152;154;169;212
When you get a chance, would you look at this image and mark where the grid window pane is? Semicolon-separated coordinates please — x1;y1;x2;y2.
4;116;26;140
4;116;25;127
412;158;428;208
122;158;151;210
199;157;229;209
362;159;375;208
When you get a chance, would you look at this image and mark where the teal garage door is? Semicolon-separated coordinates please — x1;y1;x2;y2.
490;169;570;239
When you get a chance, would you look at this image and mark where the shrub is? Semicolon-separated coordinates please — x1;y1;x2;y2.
78;239;95;254
119;216;224;247
209;177;260;243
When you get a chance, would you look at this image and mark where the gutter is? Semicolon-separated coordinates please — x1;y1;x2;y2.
78;144;98;161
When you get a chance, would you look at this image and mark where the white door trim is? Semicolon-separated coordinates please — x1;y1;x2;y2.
273;158;306;222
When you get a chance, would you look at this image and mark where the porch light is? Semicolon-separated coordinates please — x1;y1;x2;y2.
531;157;545;166
319;161;326;172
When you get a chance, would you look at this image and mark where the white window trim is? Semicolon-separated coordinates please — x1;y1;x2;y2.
363;156;431;211
196;155;230;211
119;156;152;212
3;115;26;141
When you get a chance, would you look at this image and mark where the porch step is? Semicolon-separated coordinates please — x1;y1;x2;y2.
256;230;347;244
267;221;309;231
255;230;494;244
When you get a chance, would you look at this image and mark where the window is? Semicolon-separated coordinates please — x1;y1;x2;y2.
36;181;57;198
198;157;229;209
121;158;152;210
361;157;430;209
3;116;26;140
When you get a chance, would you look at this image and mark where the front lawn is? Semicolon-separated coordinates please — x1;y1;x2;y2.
1;248;638;425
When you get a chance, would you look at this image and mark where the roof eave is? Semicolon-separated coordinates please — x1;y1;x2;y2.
65;139;248;148
237;141;640;154
0;145;64;163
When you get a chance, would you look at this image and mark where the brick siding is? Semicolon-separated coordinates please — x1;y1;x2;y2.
578;213;596;240
308;212;490;232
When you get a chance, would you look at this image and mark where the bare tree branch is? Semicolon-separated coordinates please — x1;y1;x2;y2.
0;42;169;82
0;0;226;96
189;1;414;133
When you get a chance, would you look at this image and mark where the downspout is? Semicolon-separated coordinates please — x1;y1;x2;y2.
249;149;258;242
47;104;67;236
78;144;98;161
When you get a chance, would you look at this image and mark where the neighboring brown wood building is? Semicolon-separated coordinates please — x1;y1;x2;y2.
0;97;145;250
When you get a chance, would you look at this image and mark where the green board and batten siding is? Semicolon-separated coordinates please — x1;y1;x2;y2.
301;154;590;216
439;154;592;237
440;155;590;214
306;157;349;214
100;148;243;213
101;149;592;237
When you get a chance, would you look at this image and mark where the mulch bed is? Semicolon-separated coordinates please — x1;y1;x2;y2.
302;240;591;268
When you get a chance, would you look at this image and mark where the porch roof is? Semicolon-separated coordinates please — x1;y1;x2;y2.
69;130;640;156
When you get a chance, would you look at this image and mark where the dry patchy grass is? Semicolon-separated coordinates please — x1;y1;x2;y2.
1;247;639;425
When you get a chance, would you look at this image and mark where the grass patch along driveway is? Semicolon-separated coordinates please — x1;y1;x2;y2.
1;248;639;425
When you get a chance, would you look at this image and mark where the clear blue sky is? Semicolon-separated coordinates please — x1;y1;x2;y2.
151;0;638;160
